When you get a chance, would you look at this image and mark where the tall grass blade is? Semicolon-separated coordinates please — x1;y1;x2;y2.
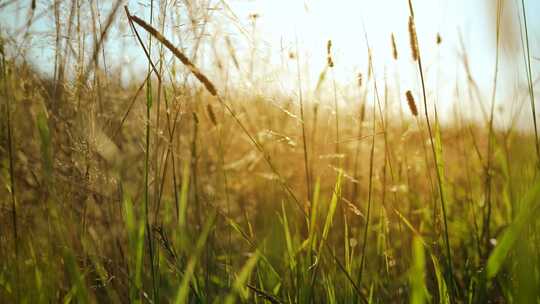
280;201;296;271
486;179;540;279
63;249;89;304
174;213;216;304
319;170;343;252
410;236;428;304
308;178;321;254
123;197;145;303
224;251;260;304
179;160;190;228
431;254;450;304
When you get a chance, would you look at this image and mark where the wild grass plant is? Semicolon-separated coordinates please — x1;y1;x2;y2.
1;0;539;303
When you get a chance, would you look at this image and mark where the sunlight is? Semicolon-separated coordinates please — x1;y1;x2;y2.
2;0;540;301
225;0;479;101
223;0;539;126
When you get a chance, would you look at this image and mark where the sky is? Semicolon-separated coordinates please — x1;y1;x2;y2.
1;0;539;127
224;0;540;125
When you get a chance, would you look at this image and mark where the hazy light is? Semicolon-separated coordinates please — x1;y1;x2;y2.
1;0;539;127
223;0;539;126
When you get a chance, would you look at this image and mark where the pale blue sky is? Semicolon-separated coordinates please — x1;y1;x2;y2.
1;0;539;127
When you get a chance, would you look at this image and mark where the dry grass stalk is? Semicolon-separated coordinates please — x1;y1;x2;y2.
367;51;373;79
82;0;123;84
126;10;217;96
225;36;240;70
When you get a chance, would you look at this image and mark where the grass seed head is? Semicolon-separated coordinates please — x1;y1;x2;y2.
391;33;398;60
406;90;418;116
327;40;334;67
360;102;366;121
408;16;419;61
128;13;218;96
207;104;217;126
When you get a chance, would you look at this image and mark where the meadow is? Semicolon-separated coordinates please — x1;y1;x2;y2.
1;0;539;303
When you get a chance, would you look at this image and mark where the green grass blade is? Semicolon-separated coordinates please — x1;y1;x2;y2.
308;178;321;253
486;179;540;279
224;251;260;304
174;213;216;304
63;250;89;304
410;236;427;304
36;112;52;181
280;201;296;271
431;254;450;304
179;160;190;228
319;170;343;252
123;197;145;303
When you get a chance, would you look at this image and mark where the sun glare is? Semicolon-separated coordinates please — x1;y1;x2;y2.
220;0;531;123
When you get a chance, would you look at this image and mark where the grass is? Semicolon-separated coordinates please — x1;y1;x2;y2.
1;0;540;303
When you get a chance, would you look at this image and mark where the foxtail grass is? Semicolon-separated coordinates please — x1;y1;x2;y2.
407;0;455;299
391;33;398;60
406;90;418;116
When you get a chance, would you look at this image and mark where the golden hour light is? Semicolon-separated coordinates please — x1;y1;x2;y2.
0;0;539;302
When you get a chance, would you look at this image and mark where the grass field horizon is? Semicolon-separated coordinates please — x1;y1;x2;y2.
1;0;540;303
